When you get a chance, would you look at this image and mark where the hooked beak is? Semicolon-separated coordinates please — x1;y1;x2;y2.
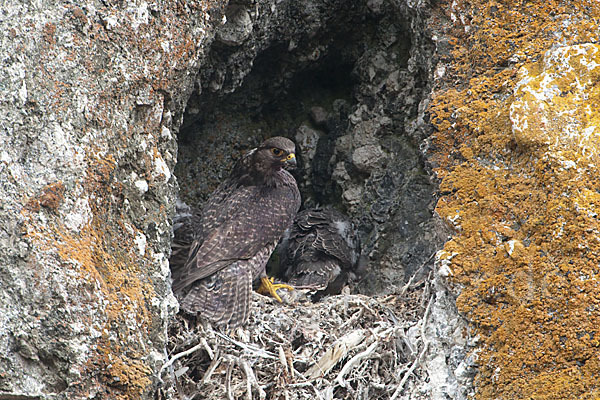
284;153;297;169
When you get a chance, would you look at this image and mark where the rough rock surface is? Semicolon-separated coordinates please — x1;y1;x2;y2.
173;0;466;399
177;0;445;296
5;0;597;399
431;1;600;398
0;1;227;398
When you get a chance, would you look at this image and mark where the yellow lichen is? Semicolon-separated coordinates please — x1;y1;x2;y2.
431;0;600;398
22;153;157;398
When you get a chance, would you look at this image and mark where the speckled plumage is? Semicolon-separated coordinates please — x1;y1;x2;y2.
170;137;300;329
281;207;360;300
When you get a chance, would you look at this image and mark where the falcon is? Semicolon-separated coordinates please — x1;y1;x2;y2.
280;207;361;301
170;137;301;329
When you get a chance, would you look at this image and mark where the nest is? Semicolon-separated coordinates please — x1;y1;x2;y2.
160;273;432;400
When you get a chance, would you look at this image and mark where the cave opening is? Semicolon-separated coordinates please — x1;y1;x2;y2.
174;1;443;296
163;3;465;397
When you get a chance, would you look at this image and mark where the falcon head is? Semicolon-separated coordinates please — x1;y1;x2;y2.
256;136;297;171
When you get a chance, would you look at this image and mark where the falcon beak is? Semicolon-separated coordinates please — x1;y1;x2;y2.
284;153;297;169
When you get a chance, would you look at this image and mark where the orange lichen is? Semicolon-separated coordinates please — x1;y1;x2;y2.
11;1;231;397
25;181;66;212
22;154;157;398
42;22;56;45
431;1;600;398
39;181;66;210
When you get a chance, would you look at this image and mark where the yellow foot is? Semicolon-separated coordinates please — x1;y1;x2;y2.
257;277;294;303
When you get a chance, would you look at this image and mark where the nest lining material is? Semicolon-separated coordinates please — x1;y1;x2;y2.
161;273;432;400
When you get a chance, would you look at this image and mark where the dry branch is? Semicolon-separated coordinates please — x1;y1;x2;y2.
164;279;432;400
305;329;367;379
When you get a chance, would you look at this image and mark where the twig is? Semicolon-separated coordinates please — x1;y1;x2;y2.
335;340;379;388
313;383;325;400
399;268;420;298
202;356;222;384
202;337;215;359
305;329;367;379
292;363;308;381
241;358;266;400
390;341;429;400
174;366;189;378
288;381;317;388
399;252;436;297
284;346;295;380
160;341;206;375
421;294;434;342
278;346;289;375
338;308;364;331
243;360;252;400
420;271;434;308
370;381;386;390
390;294;435;400
395;328;415;357
215;331;278;359
226;361;234;400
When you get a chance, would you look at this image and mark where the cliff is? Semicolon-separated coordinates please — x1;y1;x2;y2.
432;1;600;398
0;1;227;398
1;0;599;399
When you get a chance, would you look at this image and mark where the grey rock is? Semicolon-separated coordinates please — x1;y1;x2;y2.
419;257;478;400
352;144;384;173
174;2;468;395
295;124;322;165
0;0;228;398
216;6;254;46
1;0;476;399
309;106;329;127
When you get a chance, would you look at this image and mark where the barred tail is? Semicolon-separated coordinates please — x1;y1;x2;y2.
179;262;252;330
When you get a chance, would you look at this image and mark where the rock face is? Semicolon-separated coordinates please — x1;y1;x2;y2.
431;1;600;398
177;0;445;296
1;0;465;398
0;1;227;398
174;0;466;398
5;0;598;399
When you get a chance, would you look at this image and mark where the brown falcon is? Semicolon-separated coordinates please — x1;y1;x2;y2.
170;137;301;329
280;207;361;301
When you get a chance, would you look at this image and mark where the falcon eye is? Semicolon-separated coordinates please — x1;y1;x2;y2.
270;148;284;157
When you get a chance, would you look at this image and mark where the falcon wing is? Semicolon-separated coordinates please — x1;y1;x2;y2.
291;208;359;269
172;177;298;292
169;201;202;285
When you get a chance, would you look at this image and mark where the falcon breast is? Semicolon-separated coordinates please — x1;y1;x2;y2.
170;137;301;329
280;207;361;301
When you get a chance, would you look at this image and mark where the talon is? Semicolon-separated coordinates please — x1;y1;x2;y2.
257;277;294;302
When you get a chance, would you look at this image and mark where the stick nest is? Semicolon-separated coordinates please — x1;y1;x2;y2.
160;274;432;400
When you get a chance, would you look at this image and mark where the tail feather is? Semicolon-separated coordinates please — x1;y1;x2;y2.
179;262;252;329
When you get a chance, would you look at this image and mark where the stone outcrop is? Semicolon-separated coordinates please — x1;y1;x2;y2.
173;0;465;398
0;1;227;398
432;1;600;398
